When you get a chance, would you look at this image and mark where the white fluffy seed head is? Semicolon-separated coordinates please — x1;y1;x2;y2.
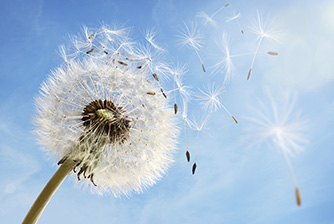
35;25;179;197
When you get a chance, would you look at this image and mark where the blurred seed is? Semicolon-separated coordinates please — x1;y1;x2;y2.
118;61;128;66
296;187;301;206
224;3;230;7
174;103;178;114
86;48;94;54
202;64;206;72
161;88;167;98
186;151;190;162
192;162;197;175
247;68;252;80
152;73;159;81
137;65;142;69
104;50;109;54
147;92;156;95
267;51;278;56
232;116;238;124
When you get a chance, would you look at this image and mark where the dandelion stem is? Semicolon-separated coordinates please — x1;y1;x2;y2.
22;159;77;224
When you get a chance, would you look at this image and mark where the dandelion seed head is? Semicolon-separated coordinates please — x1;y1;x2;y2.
35;25;179;197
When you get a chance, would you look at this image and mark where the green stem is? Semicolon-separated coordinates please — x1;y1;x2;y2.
22;159;76;224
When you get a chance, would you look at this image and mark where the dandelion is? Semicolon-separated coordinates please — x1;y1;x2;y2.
198;83;238;124
247;12;281;80
177;22;206;72
197;2;230;27
243;90;308;206
23;25;179;224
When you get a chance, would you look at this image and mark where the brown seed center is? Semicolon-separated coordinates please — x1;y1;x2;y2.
81;99;131;144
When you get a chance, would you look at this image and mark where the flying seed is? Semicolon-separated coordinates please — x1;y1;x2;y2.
192;162;197;175
88;34;95;39
296;187;301;206
174;103;178;114
147;91;156;95
104;50;109;54
86;48;94;54
137;65;142;69
247;68;252;80
186;151;190;162
267;51;278;56
152;73;159;81
118;61;128;66
224;3;230;7
232;116;238;124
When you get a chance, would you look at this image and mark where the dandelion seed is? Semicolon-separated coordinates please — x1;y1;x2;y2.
186;114;210;174
177;22;206;72
161;88;167;98
86;48;94;54
247;68;252;80
186;150;191;162
247;12;281;80
24;25;179;224
145;27;164;51
198;83;237;124
225;11;244;34
196;11;217;26
174;103;178;114
167;68;192;103
243;90;308;206
197;2;230;27
182;101;192;163
117;60;128;66
152;73;159;81
211;32;235;83
225;12;240;23
192;162;197;175
267;51;278;56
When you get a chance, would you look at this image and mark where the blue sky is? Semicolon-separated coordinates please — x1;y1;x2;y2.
0;0;333;223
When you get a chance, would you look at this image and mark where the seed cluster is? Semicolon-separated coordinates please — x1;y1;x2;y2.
82;99;131;144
